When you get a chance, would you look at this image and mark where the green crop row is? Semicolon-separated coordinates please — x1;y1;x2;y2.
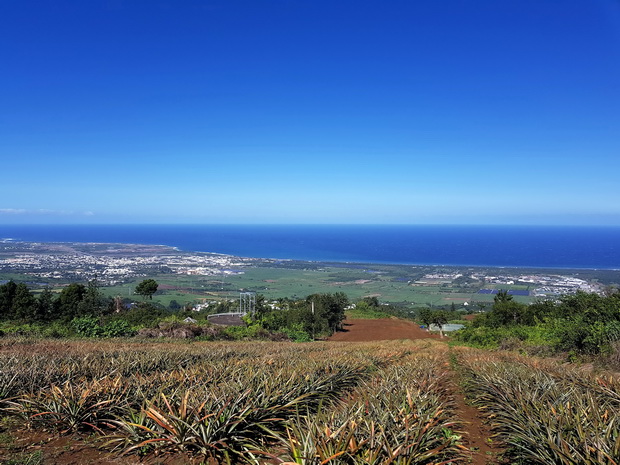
455;348;620;464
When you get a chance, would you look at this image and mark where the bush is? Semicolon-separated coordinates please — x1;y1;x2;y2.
606;341;620;369
454;324;556;350
223;324;276;341
41;321;72;338
498;337;523;351
459;292;620;357
114;303;168;328
138;322;206;339
281;323;312;342
549;318;620;355
197;325;229;341
0;322;45;337
453;326;504;348
72;316;136;338
71;316;103;337
102;319;135;338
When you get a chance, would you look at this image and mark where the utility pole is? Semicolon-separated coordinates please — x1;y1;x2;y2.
311;301;315;340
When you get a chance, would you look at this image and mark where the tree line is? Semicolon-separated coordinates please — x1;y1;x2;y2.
0;279;351;341
455;290;620;355
247;292;349;341
0;280;107;321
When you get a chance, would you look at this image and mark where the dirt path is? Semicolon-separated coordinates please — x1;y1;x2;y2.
328;318;441;341
329;318;503;463
451;387;503;464
443;351;504;465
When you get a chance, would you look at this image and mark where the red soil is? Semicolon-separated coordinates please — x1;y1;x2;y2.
328;318;441;342
447;373;504;464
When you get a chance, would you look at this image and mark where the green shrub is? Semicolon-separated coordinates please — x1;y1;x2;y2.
102;319;135;338
41;321;72;338
454;324;556;350
112;303;168;328
223;324;265;340
281;323;312;342
550;318;609;354
0;322;44;337
71;316;103;337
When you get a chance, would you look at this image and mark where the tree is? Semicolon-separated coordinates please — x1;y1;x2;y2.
56;283;87;319
115;301;167;327
494;289;513;304
431;310;450;338
78;279;106;316
306;292;348;334
418;308;434;328
0;281;17;319
419;308;450;337
12;283;37;320
135;279;158;300
362;296;380;308
36;287;55;321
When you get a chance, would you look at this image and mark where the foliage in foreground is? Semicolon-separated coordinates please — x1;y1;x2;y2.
270;355;460;465
1;339;619;464
454;347;620;464
0;339;463;464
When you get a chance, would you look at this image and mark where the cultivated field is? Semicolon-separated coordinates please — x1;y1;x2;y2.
100;265;534;310
0;336;618;464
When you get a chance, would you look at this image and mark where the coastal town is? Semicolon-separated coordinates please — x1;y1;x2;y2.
0;240;257;285
413;271;602;298
0;240;608;301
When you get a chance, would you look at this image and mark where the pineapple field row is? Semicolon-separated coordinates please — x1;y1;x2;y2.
0;338;618;464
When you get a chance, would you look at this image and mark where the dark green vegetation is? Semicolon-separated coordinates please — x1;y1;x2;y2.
0;279;357;342
455;290;620;360
134;278;158;300
0;279;105;323
248;292;348;342
0;279;134;338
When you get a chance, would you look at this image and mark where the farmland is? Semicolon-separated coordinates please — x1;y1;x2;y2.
1;334;618;464
0;241;610;311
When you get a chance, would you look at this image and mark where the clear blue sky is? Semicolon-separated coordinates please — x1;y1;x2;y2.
1;0;619;225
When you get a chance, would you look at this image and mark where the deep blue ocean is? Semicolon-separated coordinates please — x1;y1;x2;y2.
1;224;620;269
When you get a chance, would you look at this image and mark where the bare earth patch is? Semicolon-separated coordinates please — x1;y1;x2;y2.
328;318;441;342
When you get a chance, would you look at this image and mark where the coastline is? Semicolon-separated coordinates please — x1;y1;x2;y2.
1;240;615;305
2;237;619;272
1;224;620;270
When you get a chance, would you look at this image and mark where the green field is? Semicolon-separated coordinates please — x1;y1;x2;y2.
97;264;535;310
